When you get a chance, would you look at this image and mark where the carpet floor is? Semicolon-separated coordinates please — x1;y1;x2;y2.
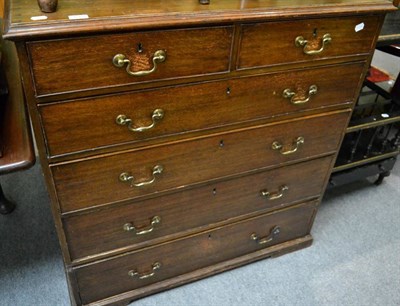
0;160;399;306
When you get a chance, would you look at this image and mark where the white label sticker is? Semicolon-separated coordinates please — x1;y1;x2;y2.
355;22;365;32
68;14;89;20
30;16;48;21
381;113;390;118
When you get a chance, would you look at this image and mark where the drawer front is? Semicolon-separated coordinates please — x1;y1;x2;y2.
41;63;363;157
64;156;332;260
28;26;233;96
238;15;380;69
52;110;349;212
75;202;316;304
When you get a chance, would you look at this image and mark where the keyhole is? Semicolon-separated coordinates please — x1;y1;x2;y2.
208;234;212;239
219;140;224;147
313;28;318;37
213;188;217;195
226;87;231;95
137;43;144;53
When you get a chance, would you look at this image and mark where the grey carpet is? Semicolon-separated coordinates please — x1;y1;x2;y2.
1;160;399;306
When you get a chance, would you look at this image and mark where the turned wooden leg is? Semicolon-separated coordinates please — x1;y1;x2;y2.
0;184;15;215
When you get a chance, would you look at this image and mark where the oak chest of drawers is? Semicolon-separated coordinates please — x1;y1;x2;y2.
3;1;395;305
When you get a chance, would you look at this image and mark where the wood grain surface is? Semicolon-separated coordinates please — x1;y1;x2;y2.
28;26;233;95
238;15;381;69
63;156;332;261
40;62;363;158
4;1;390;304
74;201;316;304
52;110;349;212
3;0;396;40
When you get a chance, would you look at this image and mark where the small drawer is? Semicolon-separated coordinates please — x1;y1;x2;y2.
238;15;380;69
64;156;332;261
74;202;316;304
40;62;364;157
27;26;233;96
52;110;349;212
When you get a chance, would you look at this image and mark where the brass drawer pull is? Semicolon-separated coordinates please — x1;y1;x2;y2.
119;165;163;187
116;109;164;132
295;33;332;55
251;226;281;245
124;216;161;235
272;136;305;155
128;262;161;280
283;85;318;105
260;185;289;200
112;50;166;77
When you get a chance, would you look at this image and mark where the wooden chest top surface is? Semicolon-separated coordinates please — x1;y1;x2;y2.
3;0;396;40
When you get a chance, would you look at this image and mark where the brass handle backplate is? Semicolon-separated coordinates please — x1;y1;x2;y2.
295;33;332;55
251;226;281;245
124;216;161;235
116;109;164;132
128;262;161;280
272;137;305;155
112;50;166;76
260;185;289;200
119;165;163;187
283;85;318;105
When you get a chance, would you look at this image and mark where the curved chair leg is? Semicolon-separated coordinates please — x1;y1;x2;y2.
0;184;15;214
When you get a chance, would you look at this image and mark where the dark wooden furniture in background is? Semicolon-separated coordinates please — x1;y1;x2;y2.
0;21;35;214
3;1;395;305
329;9;400;188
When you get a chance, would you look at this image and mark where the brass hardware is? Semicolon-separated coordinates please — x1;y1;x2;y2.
119;165;163;187
124;216;161;235
272;137;305;155
283;85;318;105
128;262;161;280
251;226;281;245
112;50;166;76
116;109;164;132
260;185;289;200
295;33;332;55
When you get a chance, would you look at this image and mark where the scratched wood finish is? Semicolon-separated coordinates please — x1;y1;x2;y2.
52;110;349;213
40;62;363;158
64;156;331;261
238;15;381;69
74;202;316;304
27;26;233;96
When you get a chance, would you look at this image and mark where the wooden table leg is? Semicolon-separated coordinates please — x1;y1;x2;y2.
0;183;15;214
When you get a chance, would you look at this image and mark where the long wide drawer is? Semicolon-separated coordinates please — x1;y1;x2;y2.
74;202;317;304
52;110;349;212
238;15;380;69
64;156;332;261
40;63;363;157
27;26;233;96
